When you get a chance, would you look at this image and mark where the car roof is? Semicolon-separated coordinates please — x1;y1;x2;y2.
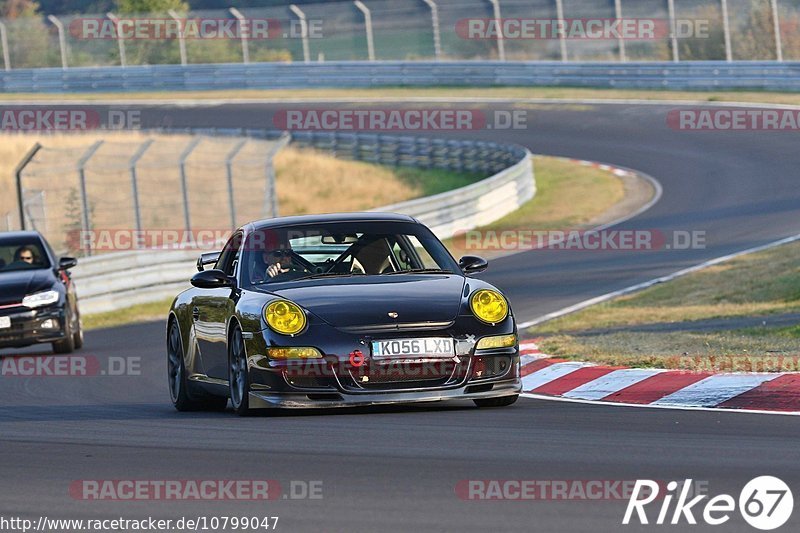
0;230;43;241
247;212;418;231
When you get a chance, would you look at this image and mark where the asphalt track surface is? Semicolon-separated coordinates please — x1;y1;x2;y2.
2;101;800;532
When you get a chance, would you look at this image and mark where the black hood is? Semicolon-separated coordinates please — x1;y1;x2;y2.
266;274;466;328
0;268;56;306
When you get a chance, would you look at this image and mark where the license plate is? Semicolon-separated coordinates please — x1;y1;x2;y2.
0;316;10;329
372;338;454;359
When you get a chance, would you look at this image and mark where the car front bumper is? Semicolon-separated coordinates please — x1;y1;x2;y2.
0;305;67;348
247;376;522;409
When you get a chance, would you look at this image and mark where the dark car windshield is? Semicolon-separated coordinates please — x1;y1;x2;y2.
241;221;459;287
0;236;51;272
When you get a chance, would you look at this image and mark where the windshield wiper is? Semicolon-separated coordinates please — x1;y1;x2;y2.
381;268;454;275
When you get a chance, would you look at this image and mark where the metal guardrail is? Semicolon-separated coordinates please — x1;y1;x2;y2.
2;61;800;93
291;130;534;238
71;129;533;315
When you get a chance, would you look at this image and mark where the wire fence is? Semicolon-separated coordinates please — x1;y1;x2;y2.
14;131;289;256
0;0;797;70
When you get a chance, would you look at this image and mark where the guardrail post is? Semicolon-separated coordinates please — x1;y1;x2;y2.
229;8;250;64
225;139;248;228
14;143;42;231
354;1;376;61
77;141;103;256
615;0;626;62
667;0;679;62
0;21;10;71
179;137;202;238
488;0;505;61
555;0;567;61
771;0;783;62
47;15;68;69
720;0;732;62
106;12;127;67
421;0;442;60
168;10;188;66
129;139;154;243
265;133;291;218
289;5;311;63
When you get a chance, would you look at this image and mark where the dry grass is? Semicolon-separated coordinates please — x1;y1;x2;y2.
272;146;417;215
444;156;626;257
6;87;800;106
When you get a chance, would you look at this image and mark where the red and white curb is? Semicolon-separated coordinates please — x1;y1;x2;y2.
519;341;800;415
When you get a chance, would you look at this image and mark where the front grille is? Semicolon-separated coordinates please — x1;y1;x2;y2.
344;358;469;391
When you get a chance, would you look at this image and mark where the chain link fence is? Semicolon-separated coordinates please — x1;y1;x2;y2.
0;0;797;70
15;131;289;256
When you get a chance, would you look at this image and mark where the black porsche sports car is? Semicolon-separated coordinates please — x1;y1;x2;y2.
167;213;521;415
0;231;83;353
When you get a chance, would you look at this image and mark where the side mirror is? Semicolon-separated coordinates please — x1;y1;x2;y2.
58;257;78;271
191;269;234;289
459;255;488;275
196;251;222;272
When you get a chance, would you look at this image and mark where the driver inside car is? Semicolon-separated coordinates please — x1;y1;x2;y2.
250;233;311;283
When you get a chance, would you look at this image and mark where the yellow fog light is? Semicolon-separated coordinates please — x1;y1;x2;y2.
265;300;307;335
470;289;509;324
266;347;322;360
476;334;517;350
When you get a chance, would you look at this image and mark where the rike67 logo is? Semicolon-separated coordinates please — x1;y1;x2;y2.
624;477;793;530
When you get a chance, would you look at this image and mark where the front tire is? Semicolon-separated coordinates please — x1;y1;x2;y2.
52;310;75;354
474;395;519;408
168;320;227;412
229;325;252;416
72;311;84;349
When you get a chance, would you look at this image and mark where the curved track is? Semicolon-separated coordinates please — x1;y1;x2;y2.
2;101;800;532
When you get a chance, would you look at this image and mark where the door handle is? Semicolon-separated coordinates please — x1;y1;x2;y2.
192;307;200;321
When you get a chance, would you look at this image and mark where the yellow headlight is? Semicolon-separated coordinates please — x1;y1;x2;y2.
265;300;307;335
476;334;517;350
470;289;509;324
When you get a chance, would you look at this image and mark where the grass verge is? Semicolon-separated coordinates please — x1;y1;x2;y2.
82;297;175;331
444;155;626;257
532;240;800;372
5;87;800;106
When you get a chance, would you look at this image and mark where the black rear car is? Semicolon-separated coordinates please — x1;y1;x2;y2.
0;231;83;353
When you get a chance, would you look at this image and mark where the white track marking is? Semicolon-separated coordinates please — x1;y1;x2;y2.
521;392;800;416
562;368;664;401
521;362;588;391
651;374;780;408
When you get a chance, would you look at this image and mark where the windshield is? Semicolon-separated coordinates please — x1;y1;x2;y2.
241;221;459;287
0;236;51;272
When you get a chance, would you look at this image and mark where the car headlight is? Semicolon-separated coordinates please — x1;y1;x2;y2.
22;290;59;308
264;300;307;335
470;289;509;324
